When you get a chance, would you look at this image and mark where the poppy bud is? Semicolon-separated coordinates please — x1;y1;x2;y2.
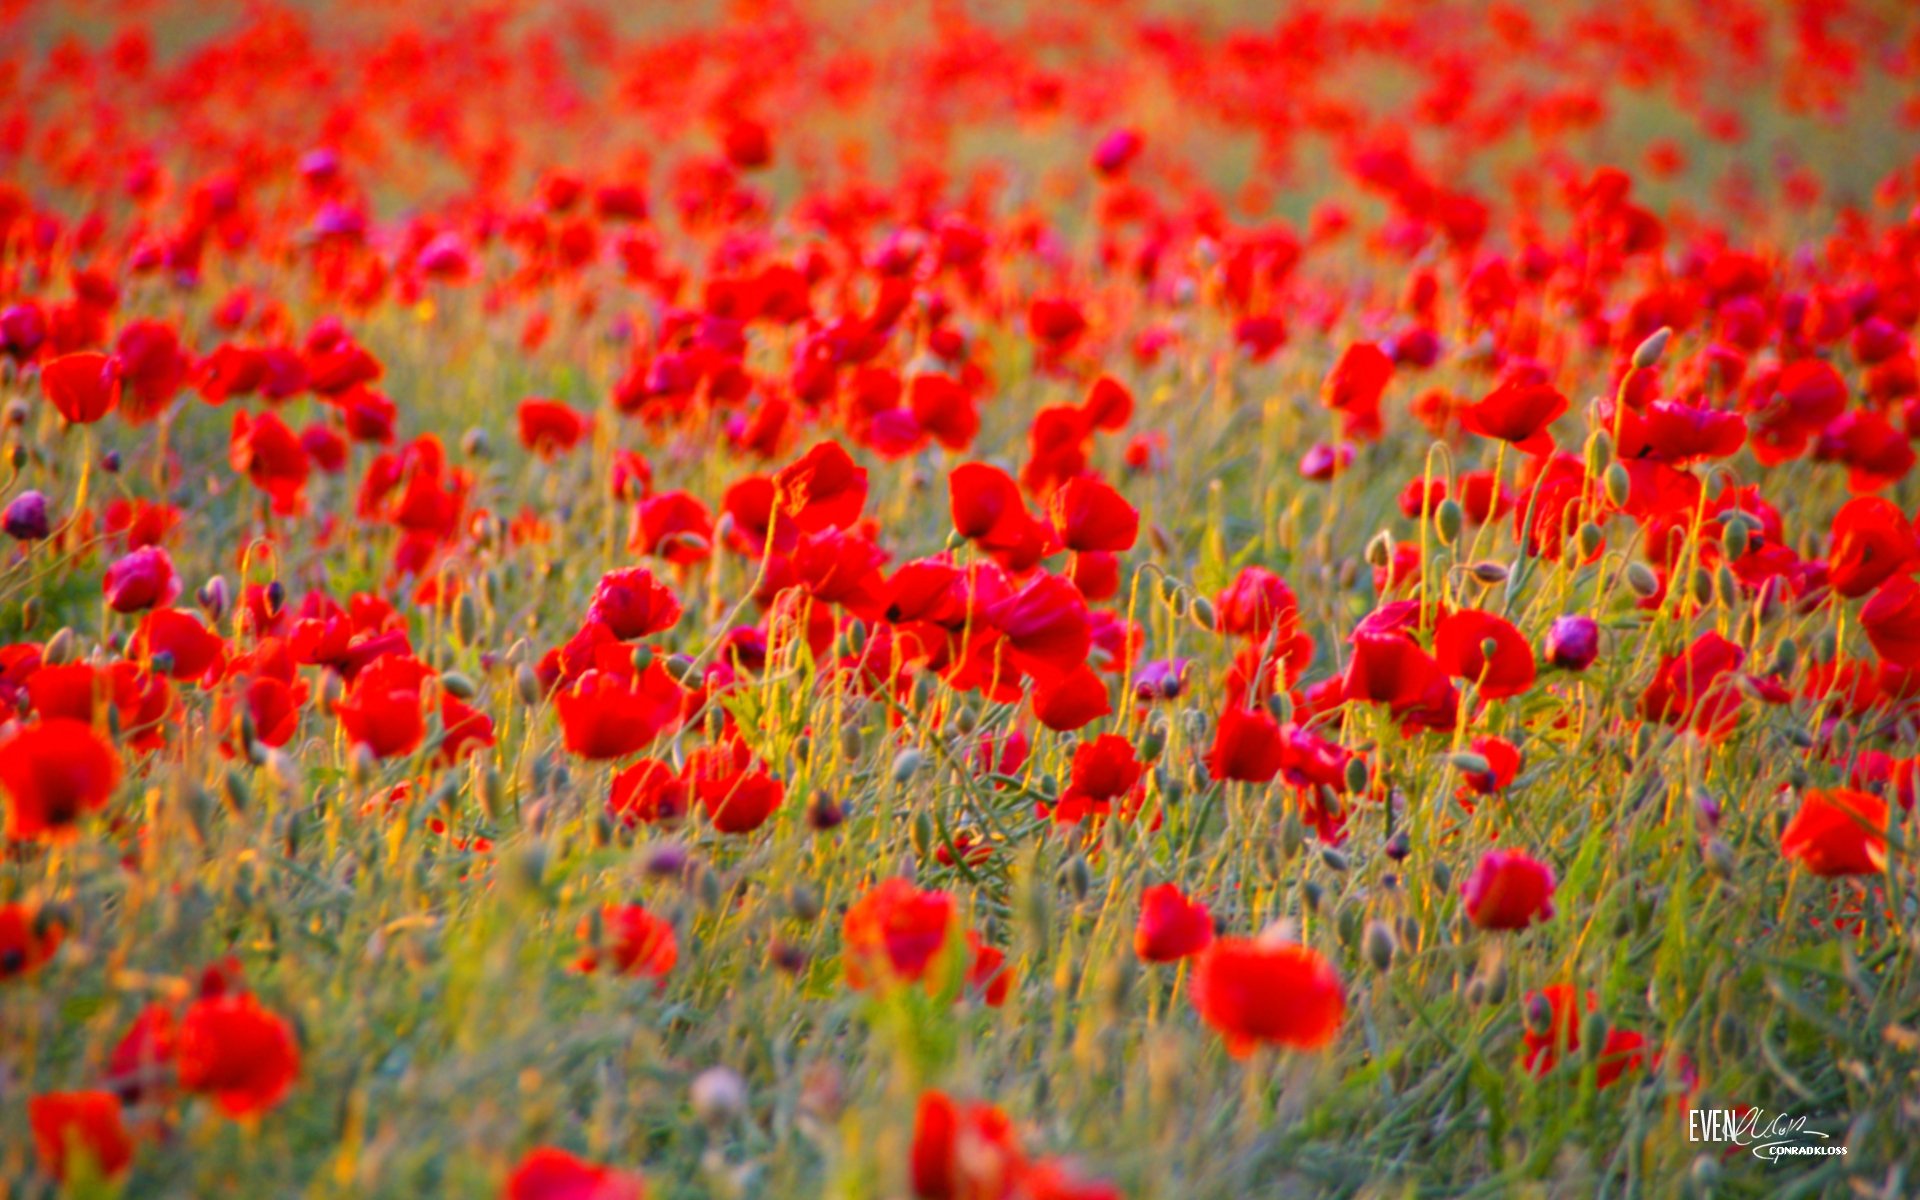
100;449;121;474
1188;595;1216;630
1624;562;1659;597
461;426;491;459
1302;879;1324;912
1384;830;1410;860
1544;614;1599;670
1580;1010;1610;1062
1279;812;1306;860
2;489;49;541
2;398;24;425
1435;498;1463;544
892;748;925;784
479;764;505;823
42;627;75;666
910;809;934;857
1598;462;1631;513
1430;861;1452;891
1722;520;1750;559
1523;991;1554;1036
1448;751;1491;776
222;767;251;818
514;664;542;707
1363;920;1396;972
1099;955;1137;1017
1343;755;1369;794
1632;326;1672;369
1365;530;1394;567
1577;522;1604;559
1138;726;1165;763
1063;854;1092;901
664;654;701;686
441;671;477;700
455;593;480;645
1469;560;1508;584
1770;637;1797;678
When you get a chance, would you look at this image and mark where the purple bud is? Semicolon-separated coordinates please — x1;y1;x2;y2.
1544;614;1600;671
3;490;49;541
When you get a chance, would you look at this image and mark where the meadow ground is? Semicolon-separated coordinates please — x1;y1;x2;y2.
3;1;1920;1197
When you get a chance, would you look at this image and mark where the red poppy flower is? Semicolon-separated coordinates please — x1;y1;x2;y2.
1433;609;1536;699
1321;342;1393;441
1135;884;1214;963
575;904;678;984
1049;476;1138;553
29;1091;134;1183
334;654;430;759
1460;382;1568;455
1458;734;1522;796
555;662;684;761
773;440;868;532
1829;497;1918;599
1206;704;1286;783
1863;576;1920;666
910;1091;1023;1200
176;992;300;1117
1052;734;1142;824
1030;664;1112;732
1519;986;1644;1088
607;758;689;826
1461;849;1557;930
103;544;181;613
516;398;592;457
230;409;312;513
41;351;120;423
1213;567;1302;641
1780;788;1887;876
132;608;227;682
586;569;682;640
1639;631;1746;739
1191;936;1345;1055
1;901;64;980
504;1147;646;1200
629;491;714;564
686;744;783;833
0;719;121;841
842;878;955;991
949;462;1030;546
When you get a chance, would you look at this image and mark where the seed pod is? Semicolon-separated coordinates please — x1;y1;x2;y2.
515;663;543;707
442;670;478;700
1632;326;1672;369
455;593;480;646
1603;461;1632;508
1624;561;1660;598
1188;596;1216;630
1063;854;1092;901
1363;920;1396;972
1435;498;1463;545
1365;530;1395;568
1576;522;1604;559
784;883;822;923
43;627;75;666
1343;755;1369;794
892;748;925;784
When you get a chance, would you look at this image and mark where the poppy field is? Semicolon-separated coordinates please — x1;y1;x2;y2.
5;0;1920;1195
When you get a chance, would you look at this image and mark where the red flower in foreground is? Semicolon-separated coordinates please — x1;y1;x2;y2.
1205;705;1286;783
517;398;592;457
1191;936;1345;1056
176;992;301;1117
504;1147;646;1200
29;1090;134;1183
1135;884;1214;963
1433;609;1536;699
42;351;120;423
0;718;122;842
1460;382;1568;455
1;901;65;980
586;569;682;640
1862;576;1920;667
1828;497;1916;598
334;654;430;759
842;878;955;991
1780;788;1887;877
1461;849;1557;930
910;1091;1024;1200
554;663;684;760
575;904;678;984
